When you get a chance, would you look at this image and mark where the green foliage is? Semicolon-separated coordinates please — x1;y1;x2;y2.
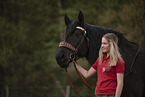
0;0;144;96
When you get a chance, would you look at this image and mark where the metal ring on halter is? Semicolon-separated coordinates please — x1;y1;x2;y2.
69;53;76;61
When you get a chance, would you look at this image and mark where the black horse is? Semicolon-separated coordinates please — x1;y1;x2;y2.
55;11;145;97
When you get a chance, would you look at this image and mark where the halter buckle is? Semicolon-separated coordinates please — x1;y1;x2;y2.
70;53;76;61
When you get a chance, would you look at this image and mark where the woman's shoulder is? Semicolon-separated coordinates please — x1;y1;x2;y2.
117;57;125;65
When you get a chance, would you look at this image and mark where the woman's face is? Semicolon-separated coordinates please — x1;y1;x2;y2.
101;37;110;53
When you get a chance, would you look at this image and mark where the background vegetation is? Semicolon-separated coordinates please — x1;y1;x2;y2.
0;0;144;97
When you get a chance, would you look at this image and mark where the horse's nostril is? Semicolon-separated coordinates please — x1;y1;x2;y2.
56;51;69;68
60;54;65;61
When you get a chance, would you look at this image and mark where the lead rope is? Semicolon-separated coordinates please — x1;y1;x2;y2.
65;68;82;97
65;59;92;97
72;61;92;90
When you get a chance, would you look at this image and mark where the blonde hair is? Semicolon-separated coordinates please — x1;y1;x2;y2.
99;33;123;66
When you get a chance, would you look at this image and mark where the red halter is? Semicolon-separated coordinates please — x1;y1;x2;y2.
59;26;87;52
58;26;92;96
59;41;75;51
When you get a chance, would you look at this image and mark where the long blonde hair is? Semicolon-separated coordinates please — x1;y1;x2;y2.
99;33;123;66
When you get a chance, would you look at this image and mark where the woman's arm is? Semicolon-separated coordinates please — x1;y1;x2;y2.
75;63;96;79
115;73;124;97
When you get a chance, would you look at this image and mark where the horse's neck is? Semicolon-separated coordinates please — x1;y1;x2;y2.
120;38;138;54
85;24;139;65
119;38;140;74
85;25;104;65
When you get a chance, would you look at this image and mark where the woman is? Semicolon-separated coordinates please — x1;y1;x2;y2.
76;33;125;97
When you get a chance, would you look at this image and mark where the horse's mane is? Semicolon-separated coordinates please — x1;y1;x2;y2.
84;23;138;65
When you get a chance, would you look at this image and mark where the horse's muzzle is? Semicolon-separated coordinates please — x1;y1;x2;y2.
55;49;70;68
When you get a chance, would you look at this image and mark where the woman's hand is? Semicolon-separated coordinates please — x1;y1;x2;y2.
75;63;96;79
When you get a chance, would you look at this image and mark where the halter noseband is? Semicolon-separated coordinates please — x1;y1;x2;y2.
59;41;76;51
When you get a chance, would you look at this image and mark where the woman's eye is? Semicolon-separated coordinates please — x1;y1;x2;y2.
102;42;108;45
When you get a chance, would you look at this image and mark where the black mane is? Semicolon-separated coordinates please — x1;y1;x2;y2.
84;23;136;65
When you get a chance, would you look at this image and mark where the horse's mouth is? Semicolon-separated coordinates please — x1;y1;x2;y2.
56;58;71;68
59;64;69;68
55;49;74;68
57;62;69;68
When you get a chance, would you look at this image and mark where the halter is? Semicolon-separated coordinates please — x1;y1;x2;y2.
59;26;87;53
59;26;88;62
59;26;92;96
59;41;76;51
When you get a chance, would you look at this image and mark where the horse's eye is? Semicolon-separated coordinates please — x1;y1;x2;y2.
75;33;79;36
74;31;82;37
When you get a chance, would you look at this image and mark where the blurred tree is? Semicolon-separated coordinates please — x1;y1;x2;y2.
0;0;144;96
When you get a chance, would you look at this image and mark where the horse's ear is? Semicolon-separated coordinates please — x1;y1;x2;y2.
65;15;71;26
78;11;84;26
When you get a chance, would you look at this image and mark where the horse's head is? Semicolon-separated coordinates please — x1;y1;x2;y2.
55;11;89;68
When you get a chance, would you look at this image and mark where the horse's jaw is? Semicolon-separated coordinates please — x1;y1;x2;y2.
55;56;70;68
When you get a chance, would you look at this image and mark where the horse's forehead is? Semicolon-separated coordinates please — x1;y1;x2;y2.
67;21;77;31
64;21;78;39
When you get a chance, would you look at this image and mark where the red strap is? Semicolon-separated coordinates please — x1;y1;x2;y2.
65;69;83;97
76;26;87;34
76;70;92;90
73;62;92;90
67;71;78;94
59;41;76;51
